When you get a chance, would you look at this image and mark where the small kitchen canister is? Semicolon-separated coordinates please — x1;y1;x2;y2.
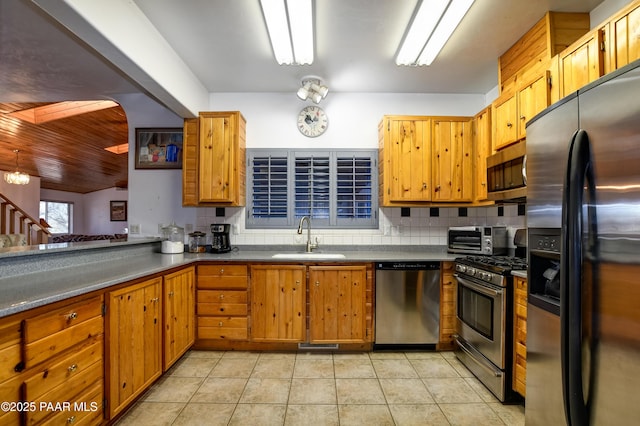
161;222;185;254
188;231;207;253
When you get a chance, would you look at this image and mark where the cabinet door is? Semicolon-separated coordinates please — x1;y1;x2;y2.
560;30;604;97
182;118;199;206
513;276;528;397
493;95;518;150
610;4;640;71
473;108;491;201
107;278;162;418
385;118;432;203
163;267;195;370
250;265;306;342
308;266;367;343
432;119;473;202
517;73;550;140
199;113;235;203
439;262;456;350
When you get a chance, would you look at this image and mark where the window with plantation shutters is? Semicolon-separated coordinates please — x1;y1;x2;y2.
247;149;378;229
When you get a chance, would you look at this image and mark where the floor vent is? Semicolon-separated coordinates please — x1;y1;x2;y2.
297;343;339;351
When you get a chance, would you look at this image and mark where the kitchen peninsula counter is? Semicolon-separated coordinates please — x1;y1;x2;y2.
0;240;457;318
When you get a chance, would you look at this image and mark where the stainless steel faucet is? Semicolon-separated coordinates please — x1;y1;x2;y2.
297;216;318;253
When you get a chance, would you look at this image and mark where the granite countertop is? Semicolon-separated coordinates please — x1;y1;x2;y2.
0;241;458;318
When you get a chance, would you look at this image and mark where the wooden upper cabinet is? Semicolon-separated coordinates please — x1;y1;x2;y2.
559;29;604;97
431;119;473;202
606;0;640;72
182;111;246;206
473;107;491;202
493;94;518;150
379;116;432;205
493;72;550;150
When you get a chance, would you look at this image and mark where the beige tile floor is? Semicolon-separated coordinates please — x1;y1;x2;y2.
115;350;525;426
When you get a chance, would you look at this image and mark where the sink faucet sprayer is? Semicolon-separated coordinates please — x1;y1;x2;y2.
297;216;318;253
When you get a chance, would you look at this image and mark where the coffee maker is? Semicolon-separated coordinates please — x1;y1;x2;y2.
210;224;231;253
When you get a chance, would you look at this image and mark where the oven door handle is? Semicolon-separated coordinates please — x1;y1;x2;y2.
454;335;503;378
454;274;502;297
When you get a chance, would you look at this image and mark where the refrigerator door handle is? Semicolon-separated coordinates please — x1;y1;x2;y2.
561;129;598;426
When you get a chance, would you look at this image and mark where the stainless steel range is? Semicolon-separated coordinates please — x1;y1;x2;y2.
453;255;526;402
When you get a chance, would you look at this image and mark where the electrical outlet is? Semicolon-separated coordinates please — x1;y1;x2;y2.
293;234;304;244
185;223;193;233
129;224;141;234
315;235;323;244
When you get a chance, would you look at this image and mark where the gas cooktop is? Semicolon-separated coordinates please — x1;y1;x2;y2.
455;255;528;274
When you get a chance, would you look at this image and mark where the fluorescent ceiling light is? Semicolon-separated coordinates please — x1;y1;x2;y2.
260;0;314;65
396;0;474;66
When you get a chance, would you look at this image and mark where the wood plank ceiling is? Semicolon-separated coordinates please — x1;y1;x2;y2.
0;102;129;194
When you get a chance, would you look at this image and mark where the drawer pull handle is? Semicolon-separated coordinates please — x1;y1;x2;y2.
218;321;223;327
168;291;174;297
68;364;78;373
67;415;76;424
220;269;224;274
219;294;224;299
151;297;159;303
315;281;320;287
66;312;78;321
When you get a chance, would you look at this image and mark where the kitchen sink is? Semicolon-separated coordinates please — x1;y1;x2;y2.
271;252;346;259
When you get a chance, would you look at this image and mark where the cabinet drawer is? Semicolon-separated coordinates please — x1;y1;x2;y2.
26;379;103;426
23;295;102;343
197;317;248;340
23;316;103;369
26;359;103;425
24;337;102;401
0;319;22;383
198;264;247;277
198;290;247;304
197;303;248;316
198;275;248;290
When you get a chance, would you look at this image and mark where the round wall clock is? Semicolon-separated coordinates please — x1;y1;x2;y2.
297;105;328;137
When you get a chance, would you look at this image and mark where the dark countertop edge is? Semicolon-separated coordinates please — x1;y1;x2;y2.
0;237;162;259
0;244;458;318
511;270;528;279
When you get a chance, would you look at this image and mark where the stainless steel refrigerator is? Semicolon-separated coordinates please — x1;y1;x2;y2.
526;59;640;425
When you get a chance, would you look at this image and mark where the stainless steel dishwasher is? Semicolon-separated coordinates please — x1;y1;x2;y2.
374;262;440;350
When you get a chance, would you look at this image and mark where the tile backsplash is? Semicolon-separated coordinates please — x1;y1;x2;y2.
196;204;526;248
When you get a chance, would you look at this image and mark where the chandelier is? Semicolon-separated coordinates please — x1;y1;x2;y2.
4;149;30;185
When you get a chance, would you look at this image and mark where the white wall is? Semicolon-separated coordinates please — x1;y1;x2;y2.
0;174;41;223
115;93;197;238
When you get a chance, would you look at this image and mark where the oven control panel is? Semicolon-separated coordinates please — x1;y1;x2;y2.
455;263;506;287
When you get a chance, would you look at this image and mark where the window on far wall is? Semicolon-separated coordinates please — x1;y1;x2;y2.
247;149;378;229
39;201;73;234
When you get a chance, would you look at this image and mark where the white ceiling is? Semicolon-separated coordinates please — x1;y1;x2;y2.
0;0;608;112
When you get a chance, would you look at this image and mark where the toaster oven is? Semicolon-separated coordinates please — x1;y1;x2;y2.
448;226;508;255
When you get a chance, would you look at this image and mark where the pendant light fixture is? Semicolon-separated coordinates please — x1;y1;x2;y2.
4;149;30;185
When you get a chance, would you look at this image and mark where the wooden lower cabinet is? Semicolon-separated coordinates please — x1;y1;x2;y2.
513;275;528;397
439;262;457;350
250;265;306;342
163;266;195;371
196;264;249;341
308;265;368;344
106;277;163;419
0;293;105;426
